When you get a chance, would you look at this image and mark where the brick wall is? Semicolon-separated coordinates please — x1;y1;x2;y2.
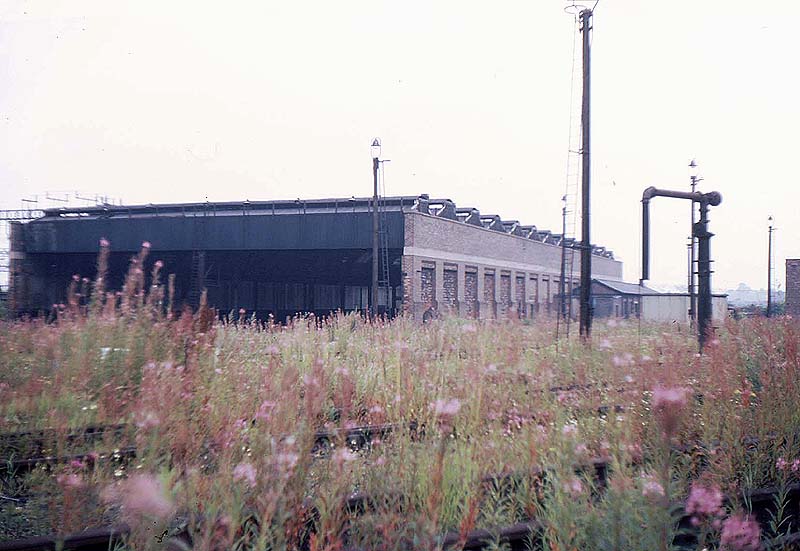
788;259;800;318
403;211;622;280
401;211;624;321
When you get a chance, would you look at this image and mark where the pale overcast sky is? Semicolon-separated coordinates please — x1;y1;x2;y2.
1;0;797;291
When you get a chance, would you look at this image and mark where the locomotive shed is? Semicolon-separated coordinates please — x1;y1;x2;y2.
8;194;621;321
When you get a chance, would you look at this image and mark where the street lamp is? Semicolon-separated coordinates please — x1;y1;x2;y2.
767;216;774;318
371;139;381;318
687;159;703;325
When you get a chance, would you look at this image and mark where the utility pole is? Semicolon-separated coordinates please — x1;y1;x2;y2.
767;216;773;317
579;8;593;340
559;199;568;321
371;138;381;318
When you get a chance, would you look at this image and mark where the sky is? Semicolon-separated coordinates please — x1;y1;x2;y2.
1;0;798;292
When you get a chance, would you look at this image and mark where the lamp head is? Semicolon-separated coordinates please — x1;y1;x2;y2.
688;158;699;179
371;138;381;160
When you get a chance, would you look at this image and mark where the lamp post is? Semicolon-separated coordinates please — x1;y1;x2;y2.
371;138;381;318
688;159;703;325
767;216;773;318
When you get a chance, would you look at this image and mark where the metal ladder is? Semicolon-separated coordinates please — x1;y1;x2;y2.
558;11;584;338
188;205;210;309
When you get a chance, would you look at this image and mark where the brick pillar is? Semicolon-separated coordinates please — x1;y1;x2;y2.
435;261;445;314
477;267;486;319
457;263;468;317
401;255;415;318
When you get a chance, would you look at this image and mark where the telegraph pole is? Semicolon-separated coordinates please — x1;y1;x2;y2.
579;8;593;340
559;199;568;320
767;216;773;317
371;139;381;318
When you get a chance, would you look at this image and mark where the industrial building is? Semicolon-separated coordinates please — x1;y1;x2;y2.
572;279;728;323
8;194;622;321
787;259;800;318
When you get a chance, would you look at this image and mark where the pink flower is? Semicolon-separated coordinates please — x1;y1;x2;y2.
686;482;724;525
57;473;84;488
99;237;110;247
641;474;664;498
720;514;761;551
276;452;299;475
135;411;160;429
233;462;257;487
109;474;174;522
562;424;578;437
154;260;164;269
141;241;151;249
776;457;788;471
792;459;800;473
432;398;461;418
255;400;276;421
334;448;358;466
652;386;689;438
563;477;583;497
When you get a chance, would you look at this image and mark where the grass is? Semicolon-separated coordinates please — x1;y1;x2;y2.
1;248;800;550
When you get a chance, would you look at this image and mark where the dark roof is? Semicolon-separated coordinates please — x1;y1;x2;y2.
594;279;658;295
31;193;617;259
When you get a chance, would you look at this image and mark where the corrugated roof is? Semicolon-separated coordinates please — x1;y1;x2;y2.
595;279;658;295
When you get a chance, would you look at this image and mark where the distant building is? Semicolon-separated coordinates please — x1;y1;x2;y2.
787;259;800;318
573;279;728;323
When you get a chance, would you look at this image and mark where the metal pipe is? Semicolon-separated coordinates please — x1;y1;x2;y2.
696;201;712;349
640;185;722;351
641;195;650;282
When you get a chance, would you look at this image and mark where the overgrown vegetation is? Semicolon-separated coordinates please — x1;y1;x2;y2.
1;243;799;550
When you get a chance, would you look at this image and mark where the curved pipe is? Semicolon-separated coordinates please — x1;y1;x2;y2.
641;187;722;282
